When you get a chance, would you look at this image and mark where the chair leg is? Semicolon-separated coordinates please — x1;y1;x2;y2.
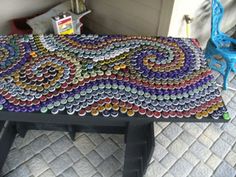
223;64;231;90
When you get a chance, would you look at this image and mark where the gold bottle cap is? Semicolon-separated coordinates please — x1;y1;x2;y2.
120;107;127;113
127;110;135;117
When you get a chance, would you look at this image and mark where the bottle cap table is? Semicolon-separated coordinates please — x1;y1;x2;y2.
0;34;229;177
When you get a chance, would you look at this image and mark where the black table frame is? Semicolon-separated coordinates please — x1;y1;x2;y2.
0;112;227;177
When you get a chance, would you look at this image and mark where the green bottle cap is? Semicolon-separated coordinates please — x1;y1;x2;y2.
74;93;80;100
47;103;54;110
40;107;48;113
223;112;231;120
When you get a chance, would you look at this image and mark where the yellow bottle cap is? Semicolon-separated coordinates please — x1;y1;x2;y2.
120;64;126;69
114;65;120;71
91;109;99;116
127;110;135;117
112;104;119;111
98;106;105;112
195;113;203;119
105;103;112;110
120;107;127;113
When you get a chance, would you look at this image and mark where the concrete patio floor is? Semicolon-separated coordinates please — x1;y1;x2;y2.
1;70;236;177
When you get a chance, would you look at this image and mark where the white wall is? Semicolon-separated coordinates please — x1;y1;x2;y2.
168;0;236;46
0;0;65;34
84;0;169;36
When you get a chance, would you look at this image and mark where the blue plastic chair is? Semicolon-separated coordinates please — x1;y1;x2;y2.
205;0;236;90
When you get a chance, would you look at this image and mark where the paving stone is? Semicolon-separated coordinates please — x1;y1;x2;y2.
232;94;236;103
231;116;236;126
1;163;10;176
183;123;203;138
67;147;83;163
48;132;64;143
154;123;163;137
110;135;124;146
113;149;125;164
87;150;103;167
31;130;47;138
73;158;96;177
198;134;214;147
100;134;112;139
226;107;236;119
227;100;236;109
86;133;105;146
14;131;35;149
156;134;171;148
179;131;195;146
176;122;184;127
41;148;56;163
221;132;236;146
211;139;231;158
206;154;222;170
62;168;78;177
229;78;236;88
160;153;177;169
233;143;236;152
162;173;174;177
49;153;73;176
144;161;167;177
6;148;26;170
97;156;121;177
212;70;220;79
225;151;236;167
74;132;84;139
223;123;236;137
153;142;168;161
203;124;222;141
51;136;73;156
38;170;55;177
26;154;48;177
169;158;193;177
3;171;18;177
96;139;119;159
214;162;236;177
183;152;200;166
14;164;32;177
221;90;235;104
162;123;183;141
75;134;96;155
228;71;235;81
190;162;213;177
30;135;51;153
20;145;35;161
92;173;103;177
213;122;224;129
190;141;211;161
167;139;188;158
195;122;209;130
158;122;170;129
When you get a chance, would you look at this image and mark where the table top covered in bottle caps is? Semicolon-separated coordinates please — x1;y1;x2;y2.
0;34;230;122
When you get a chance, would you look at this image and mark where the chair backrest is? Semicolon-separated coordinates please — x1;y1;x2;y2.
211;0;224;41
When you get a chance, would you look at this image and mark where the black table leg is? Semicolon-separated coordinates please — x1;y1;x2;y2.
68;125;76;141
123;121;155;177
0;121;17;172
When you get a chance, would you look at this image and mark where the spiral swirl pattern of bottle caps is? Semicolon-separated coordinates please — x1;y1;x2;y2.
0;34;229;120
